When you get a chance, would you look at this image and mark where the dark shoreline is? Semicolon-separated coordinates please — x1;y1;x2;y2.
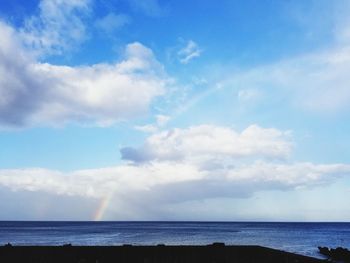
0;244;324;263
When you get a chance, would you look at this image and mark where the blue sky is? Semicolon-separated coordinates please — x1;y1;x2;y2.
0;0;350;221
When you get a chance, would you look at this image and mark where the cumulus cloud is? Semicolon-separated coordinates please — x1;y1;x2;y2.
31;43;166;126
20;0;91;56
123;125;292;163
0;22;40;126
0;123;349;219
0;20;168;127
0;0;171;127
178;40;202;64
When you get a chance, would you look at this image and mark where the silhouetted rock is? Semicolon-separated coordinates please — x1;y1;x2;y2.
317;246;330;257
211;242;225;246
318;246;350;262
63;243;72;247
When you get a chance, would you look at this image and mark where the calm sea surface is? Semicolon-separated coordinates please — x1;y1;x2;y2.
0;222;349;258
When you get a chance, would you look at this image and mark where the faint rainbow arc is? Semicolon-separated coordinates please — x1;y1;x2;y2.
93;193;114;221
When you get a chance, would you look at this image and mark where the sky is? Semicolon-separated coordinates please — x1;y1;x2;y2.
0;0;350;221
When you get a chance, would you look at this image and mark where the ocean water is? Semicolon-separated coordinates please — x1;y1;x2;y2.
0;221;349;258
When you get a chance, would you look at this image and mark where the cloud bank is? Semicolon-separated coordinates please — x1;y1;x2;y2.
0;124;349;219
1;160;347;200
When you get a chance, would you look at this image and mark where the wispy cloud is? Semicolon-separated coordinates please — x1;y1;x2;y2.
126;0;164;17
19;0;92;56
218;46;350;114
95;12;131;34
134;114;170;133
178;40;202;64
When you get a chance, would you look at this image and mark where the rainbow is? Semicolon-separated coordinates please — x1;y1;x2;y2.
93;193;114;221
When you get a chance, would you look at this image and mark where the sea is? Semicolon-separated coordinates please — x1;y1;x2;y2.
0;221;349;259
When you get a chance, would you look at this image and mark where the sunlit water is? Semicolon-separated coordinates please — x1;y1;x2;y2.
0;221;349;258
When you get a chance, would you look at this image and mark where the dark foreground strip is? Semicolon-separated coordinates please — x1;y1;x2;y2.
318;246;350;262
0;243;324;263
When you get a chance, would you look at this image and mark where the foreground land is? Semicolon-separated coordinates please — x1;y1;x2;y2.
0;243;324;263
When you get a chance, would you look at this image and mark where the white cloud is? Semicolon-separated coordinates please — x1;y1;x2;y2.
0;161;349;216
225;162;349;187
95;13;131;34
1;1;169;127
0;22;40;126
31;42;166;125
134;124;158;133
0;123;349;219
0;163;203;199
178;40;202;64
0;21;168;127
123;125;292;163
19;0;91;56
